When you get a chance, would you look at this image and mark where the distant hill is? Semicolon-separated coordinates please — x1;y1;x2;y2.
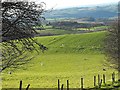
43;4;118;19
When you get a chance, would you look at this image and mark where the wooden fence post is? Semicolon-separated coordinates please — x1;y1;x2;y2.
103;74;106;84
98;74;100;85
58;79;60;90
26;84;30;90
94;76;96;87
112;72;115;84
67;80;69;90
19;80;22;90
61;84;64;90
81;78;84;90
99;79;102;88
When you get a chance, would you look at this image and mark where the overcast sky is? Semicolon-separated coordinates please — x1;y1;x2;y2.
30;0;119;9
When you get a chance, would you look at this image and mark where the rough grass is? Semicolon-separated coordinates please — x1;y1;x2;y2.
2;31;118;88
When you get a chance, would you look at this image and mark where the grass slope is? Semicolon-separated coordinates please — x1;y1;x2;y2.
36;31;106;54
2;31;118;88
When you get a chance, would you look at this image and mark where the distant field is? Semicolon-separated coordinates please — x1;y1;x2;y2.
36;25;108;36
2;31;118;88
37;29;75;35
76;26;108;31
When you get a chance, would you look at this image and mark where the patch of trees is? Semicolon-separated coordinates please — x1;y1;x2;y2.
78;17;95;21
50;21;105;30
51;21;79;30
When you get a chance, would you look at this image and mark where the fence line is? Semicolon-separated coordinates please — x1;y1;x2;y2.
57;72;118;90
19;80;30;90
18;72;118;90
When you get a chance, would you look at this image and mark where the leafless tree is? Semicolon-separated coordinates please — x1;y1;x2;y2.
104;20;120;77
1;1;47;71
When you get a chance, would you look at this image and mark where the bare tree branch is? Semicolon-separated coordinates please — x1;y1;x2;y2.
1;1;47;71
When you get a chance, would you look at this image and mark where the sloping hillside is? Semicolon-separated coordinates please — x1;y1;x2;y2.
2;31;118;88
36;31;106;54
44;4;117;19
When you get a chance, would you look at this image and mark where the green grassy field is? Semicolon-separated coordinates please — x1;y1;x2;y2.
37;29;76;35
2;31;118;88
36;31;105;54
36;25;108;35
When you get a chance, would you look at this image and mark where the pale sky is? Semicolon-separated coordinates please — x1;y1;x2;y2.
30;0;119;9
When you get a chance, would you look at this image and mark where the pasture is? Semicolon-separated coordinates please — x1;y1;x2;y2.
36;25;108;36
2;31;118;88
